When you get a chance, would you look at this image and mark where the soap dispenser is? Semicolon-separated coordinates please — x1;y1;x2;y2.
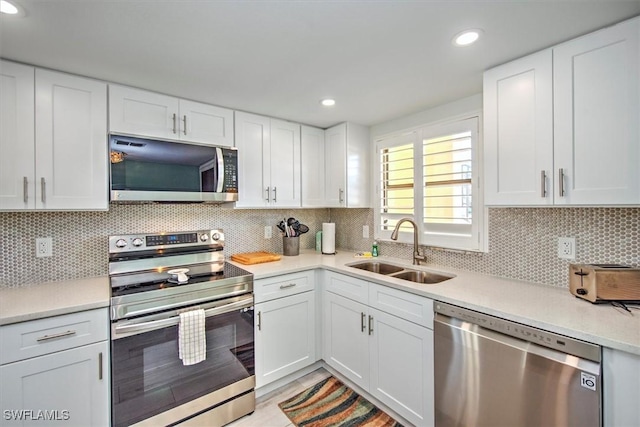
372;241;379;257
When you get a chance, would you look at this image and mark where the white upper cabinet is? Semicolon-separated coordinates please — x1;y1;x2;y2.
234;112;301;208
0;61;108;211
324;122;370;208
301;125;326;207
36;69;108;210
553;18;639;205
484;50;554;205
484;17;639;206
0;61;35;210
109;85;234;147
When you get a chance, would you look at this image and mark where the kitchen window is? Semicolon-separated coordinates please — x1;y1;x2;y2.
375;116;485;251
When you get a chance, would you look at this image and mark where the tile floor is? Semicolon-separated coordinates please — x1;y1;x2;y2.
227;368;332;427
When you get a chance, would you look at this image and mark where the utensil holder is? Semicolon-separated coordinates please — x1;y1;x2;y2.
283;236;300;256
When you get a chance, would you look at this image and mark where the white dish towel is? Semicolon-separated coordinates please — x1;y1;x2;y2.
178;309;206;366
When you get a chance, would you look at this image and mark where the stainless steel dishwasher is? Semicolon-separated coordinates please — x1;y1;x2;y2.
434;302;602;427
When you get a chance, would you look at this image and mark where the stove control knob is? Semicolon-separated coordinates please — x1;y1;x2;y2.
212;233;221;241
200;234;209;242
115;239;127;249
132;238;144;247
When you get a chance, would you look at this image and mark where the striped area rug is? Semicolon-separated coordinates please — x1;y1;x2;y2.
278;376;404;427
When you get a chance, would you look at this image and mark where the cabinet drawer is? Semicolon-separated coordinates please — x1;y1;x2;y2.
324;271;369;303
368;283;433;328
0;308;109;365
254;270;315;303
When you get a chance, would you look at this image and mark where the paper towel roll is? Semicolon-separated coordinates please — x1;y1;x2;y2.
322;223;336;254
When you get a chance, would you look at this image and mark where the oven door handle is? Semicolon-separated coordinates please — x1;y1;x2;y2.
113;297;253;336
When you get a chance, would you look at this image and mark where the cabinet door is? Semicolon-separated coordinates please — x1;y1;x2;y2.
0;61;35;210
322;291;369;390
269;119;301;207
483;50;554;205
234;111;270;208
324;123;347;207
179;100;234;147
255;292;316;388
35;69;107;210
603;348;640;427
0;341;110;426
554;18;640;205
301;125;326;207
369;308;434;427
109;85;179;140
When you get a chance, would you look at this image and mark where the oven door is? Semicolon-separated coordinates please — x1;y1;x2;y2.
110;294;254;427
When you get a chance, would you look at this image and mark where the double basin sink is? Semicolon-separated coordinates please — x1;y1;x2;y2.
347;260;454;284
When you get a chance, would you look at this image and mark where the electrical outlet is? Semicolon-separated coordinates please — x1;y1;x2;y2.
362;225;369;239
264;226;272;239
36;237;52;258
558;237;576;260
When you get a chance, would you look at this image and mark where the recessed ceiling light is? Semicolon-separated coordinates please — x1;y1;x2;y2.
0;0;18;14
453;29;482;47
320;99;336;107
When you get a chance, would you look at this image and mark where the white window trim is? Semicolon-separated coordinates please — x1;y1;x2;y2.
373;111;487;252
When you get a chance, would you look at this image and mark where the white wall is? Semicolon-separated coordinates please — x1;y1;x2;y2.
370;93;482;138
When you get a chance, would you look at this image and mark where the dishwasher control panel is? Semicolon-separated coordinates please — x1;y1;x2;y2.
434;301;601;363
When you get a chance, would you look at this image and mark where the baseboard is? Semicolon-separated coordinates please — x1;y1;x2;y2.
255;361;324;398
322;363;413;427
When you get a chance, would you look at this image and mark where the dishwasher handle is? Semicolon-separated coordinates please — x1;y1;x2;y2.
435;313;601;375
434;302;601;364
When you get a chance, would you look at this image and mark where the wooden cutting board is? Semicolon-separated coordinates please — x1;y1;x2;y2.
230;251;282;265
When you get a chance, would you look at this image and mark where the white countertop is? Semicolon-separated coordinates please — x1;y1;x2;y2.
230;249;640;356
0;276;110;326
2;251;638;356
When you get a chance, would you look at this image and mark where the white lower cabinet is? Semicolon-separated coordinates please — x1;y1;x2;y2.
603;347;640;427
323;272;434;426
0;309;110;426
254;271;317;389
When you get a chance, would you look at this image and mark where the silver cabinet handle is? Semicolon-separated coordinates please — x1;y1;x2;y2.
368;315;374;335
273;187;277;203
361;312;366;332
98;352;103;380
279;283;296;289
265;187;270;202
339;188;344;203
23;177;28;203
558;168;565;197
183;115;187;135
540;170;547;198
172;113;177;134
37;330;76;342
40;177;46;203
257;311;262;331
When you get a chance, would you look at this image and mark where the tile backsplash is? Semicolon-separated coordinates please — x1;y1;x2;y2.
0;205;329;287
1;205;639;288
332;207;640;287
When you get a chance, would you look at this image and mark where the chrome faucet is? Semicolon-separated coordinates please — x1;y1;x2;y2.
390;218;427;265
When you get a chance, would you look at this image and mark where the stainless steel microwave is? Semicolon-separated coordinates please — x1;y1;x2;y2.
109;135;238;203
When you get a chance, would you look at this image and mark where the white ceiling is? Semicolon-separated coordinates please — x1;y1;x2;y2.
1;0;639;128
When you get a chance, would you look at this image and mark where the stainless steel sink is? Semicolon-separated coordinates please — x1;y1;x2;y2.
389;270;453;284
347;261;453;284
348;261;404;275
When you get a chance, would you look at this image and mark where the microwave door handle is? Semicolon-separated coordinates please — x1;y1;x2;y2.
216;147;224;193
113;297;253;336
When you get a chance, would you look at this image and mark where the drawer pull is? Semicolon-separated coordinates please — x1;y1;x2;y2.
279;283;297;289
36;330;77;342
98;352;103;380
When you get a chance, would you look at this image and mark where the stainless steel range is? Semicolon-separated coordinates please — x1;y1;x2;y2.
108;230;255;427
